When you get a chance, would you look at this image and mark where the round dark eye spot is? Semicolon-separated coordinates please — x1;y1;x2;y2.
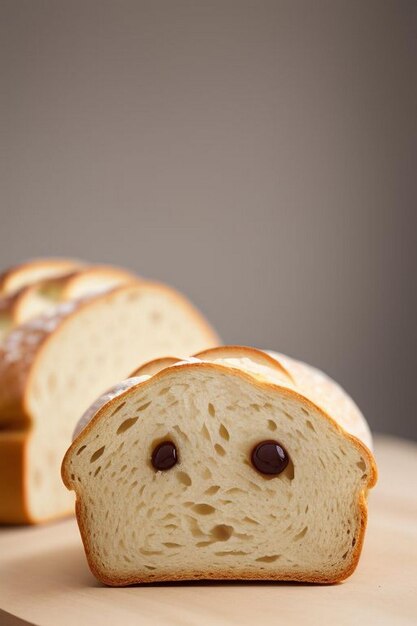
251;440;289;476
151;441;178;471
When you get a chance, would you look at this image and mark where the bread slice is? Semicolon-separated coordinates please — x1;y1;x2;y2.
62;346;377;585
0;265;137;343
0;283;218;523
0;258;82;295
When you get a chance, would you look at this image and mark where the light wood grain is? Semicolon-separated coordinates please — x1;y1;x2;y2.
0;435;416;626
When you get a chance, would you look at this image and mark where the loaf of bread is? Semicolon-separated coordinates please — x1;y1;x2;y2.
0;272;218;524
62;346;377;585
0;265;137;343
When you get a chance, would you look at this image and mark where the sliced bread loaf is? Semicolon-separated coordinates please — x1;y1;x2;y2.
62;346;377;585
0;283;218;523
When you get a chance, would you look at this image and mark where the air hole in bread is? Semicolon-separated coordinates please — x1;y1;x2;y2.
256;555;281;563
296;429;307;441
196;541;213;547
163;542;182;548
192;503;216;515
202;467;212;479
283;459;295;481
220;499;233;505
90;446;105;463
283;411;294;421
176;471;192;487
225;487;242;495
94;466;101;477
173;425;189;441
140;548;162;556
243;516;260;525
76;445;87;456
201;424;211;442
305;420;316;433
219;424;230;441
293;526;308;541
158;387;171;396
214;444;226;456
357;459;366;472
211;524;234;541
352;537;356;547
165;524;178;531
301;407;309;416
250;403;261;412
111;402;126;417
116;417;139;434
267;420;277;431
186;516;205;537
204;485;220;495
245;478;262;492
137;401;152;411
208;403;215;417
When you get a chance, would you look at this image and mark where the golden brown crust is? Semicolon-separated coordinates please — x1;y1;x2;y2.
53;265;139;299
0;430;29;524
0;258;83;295
194;345;295;382
0;265;139;331
62;360;377;585
130;356;181;377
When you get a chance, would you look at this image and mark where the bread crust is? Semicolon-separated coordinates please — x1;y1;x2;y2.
62;360;377;586
194;345;295;382
130;356;183;377
0;258;82;295
0;265;139;332
0;430;29;524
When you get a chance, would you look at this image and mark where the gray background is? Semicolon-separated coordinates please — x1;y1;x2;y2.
1;1;416;439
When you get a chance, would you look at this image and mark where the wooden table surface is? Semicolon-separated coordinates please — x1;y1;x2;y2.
0;435;416;626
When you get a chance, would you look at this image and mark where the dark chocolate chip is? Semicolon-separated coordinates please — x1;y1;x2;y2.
151;441;178;471
251;440;289;476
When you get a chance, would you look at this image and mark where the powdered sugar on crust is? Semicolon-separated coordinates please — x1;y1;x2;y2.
73;376;150;440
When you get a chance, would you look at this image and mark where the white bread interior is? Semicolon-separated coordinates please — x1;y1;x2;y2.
63;348;376;585
0;283;218;523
